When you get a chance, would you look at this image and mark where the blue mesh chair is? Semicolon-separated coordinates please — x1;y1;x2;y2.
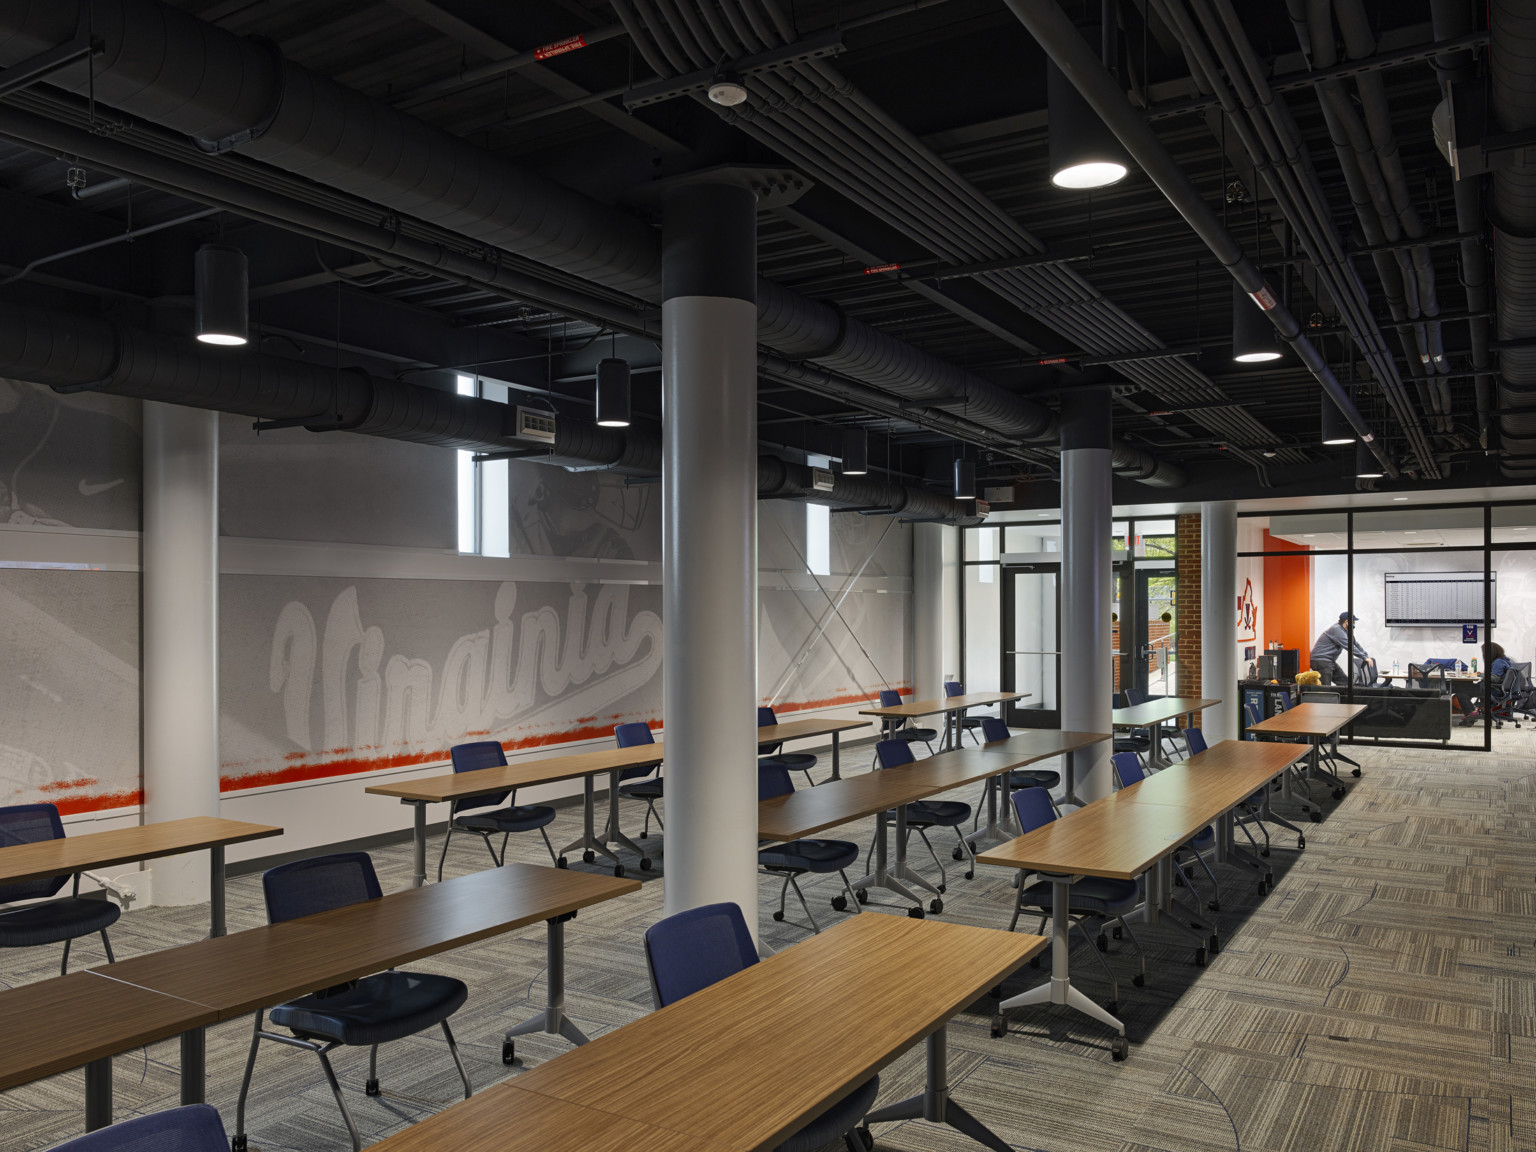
644;903;878;1152
972;716;1061;827
0;803;118;975
437;741;557;881
233;853;472;1152
757;763;860;933
1113;691;1153;765
613;723;665;840
757;706;818;787
1007;788;1145;1011
1112;752;1220;911
943;681;988;746
874;740;975;886
53;1104;228;1151
872;689;937;761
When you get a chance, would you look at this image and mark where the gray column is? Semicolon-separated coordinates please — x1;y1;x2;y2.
912;524;946;701
660;183;760;926
1201;501;1238;741
142;402;220;905
1059;391;1113;801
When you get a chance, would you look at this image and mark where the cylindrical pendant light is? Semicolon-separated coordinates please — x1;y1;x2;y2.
1355;439;1385;478
194;243;247;346
1320;392;1356;445
1231;283;1281;362
953;458;976;500
595;357;631;427
840;426;868;475
1047;53;1129;190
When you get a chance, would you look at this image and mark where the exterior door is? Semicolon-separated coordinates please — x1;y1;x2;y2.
1001;562;1060;728
1129;564;1177;696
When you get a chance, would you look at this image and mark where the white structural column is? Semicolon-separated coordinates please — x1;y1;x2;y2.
1201;500;1238;741
912;523;946;701
660;182;760;926
142;402;220;905
1059;391;1113;801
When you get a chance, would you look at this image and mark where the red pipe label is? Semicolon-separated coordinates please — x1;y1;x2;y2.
535;35;588;59
1248;285;1278;310
863;263;901;275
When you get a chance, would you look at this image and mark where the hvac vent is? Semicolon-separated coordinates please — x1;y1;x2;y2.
811;467;836;492
514;406;557;443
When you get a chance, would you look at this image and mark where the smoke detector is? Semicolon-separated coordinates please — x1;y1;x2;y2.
708;69;748;107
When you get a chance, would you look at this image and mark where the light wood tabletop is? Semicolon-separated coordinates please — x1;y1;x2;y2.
0;816;281;886
1113;741;1305;812
757;717;870;744
365;744;666;804
89;863;638;1019
860;691;1022;720
511;914;1045;1152
975;798;1214;880
1246;701;1367;738
1110;697;1220;728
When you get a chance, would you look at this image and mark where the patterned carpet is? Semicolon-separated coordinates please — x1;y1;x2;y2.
2;733;1532;1152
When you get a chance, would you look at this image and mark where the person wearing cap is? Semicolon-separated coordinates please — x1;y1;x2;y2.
1310;612;1368;685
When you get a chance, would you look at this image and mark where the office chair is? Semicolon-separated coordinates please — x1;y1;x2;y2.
1239;703;1311;849
757;762;861;933
1004;787;1145;1012
1407;662;1446;693
874;739;975;887
757;705;819;787
0;803;118;975
613;722;666;839
234;853;472;1152
1112;691;1152;766
1298;687;1362;781
872;688;938;760
974;716;1061;821
943;681;989;745
643;903;878;1152
53;1103;228;1151
1487;663;1533;729
1112;752;1220;911
438;741;558;881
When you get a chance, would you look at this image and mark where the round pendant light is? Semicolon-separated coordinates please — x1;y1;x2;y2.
1320;392;1357;445
840;427;868;475
194;243;248;346
1231;283;1282;362
1047;58;1129;190
953;458;976;501
595;358;632;427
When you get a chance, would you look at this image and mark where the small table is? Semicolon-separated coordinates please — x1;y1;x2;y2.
511;914;1046;1152
0;816;282;938
756;717;870;781
860;692;1025;750
972;729;1111;815
1246;701;1367;798
1111;696;1219;770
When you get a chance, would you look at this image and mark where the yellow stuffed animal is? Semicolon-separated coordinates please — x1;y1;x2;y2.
1295;669;1322;687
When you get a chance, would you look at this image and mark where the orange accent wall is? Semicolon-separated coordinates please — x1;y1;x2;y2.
1262;529;1312;654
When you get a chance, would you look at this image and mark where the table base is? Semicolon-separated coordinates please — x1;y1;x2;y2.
849;809;941;915
503;915;590;1064
866;1025;1013;1152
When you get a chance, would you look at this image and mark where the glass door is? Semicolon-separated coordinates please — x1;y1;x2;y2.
1001;562;1060;727
1134;565;1178;697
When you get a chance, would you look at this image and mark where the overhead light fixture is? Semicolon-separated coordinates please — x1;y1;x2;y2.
953;458;976;501
1046;56;1128;189
1355;439;1385;478
707;68;748;107
594;358;632;427
1393;496;1409;501
1321;393;1356;445
840;426;868;475
1231;283;1281;362
194;243;247;345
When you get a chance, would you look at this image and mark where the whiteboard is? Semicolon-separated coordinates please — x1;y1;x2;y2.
1383;571;1494;626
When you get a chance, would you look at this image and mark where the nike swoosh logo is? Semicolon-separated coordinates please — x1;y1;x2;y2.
78;479;124;497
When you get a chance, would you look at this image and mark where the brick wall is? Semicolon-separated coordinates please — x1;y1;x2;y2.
1176;513;1202;712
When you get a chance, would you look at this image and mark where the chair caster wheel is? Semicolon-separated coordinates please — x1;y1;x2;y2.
1194;947;1207;967
1310;810;1322;822
366;1077;380;1096
1209;934;1221;954
583;851;595;863
1112;926;1123;940
1333;788;1345;800
232;1137;249;1152
1208;901;1221;912
1029;956;1040;969
613;865;626;878
1256;880;1268;896
929;898;944;914
1260;849;1270;858
908;906;925;919
856;889;869;904
937;883;947;894
1351;768;1361;777
990;983;1003;1000
556;856;568;869
831;895;848;912
639;858;652;871
1132;973;1145;988
952;846;964;861
639;831;648;839
964;869;975;880
990;1014;1008;1038
772;910;785;921
502;1040;518;1065
1112;1036;1129;1061
1096;933;1108;952
853;1125;874;1151
1297;836;1306;849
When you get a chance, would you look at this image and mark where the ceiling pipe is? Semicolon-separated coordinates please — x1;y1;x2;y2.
1001;0;1398;480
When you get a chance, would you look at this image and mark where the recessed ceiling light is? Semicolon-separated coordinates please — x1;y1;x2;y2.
1405;531;1417;535
1393;496;1409;501
1303;534;1316;538
1515;527;1528;532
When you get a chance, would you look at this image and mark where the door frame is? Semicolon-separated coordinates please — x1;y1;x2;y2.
1000;560;1061;728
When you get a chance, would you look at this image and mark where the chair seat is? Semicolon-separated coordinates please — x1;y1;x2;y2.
456;805;556;834
1007;769;1061;790
1021;875;1139;916
760;752;817;770
271;970;468;1047
1113;734;1150;753
758;838;860;873
904;799;970;827
1186;825;1215;850
0;896;120;948
893;727;939;743
773;1074;880;1152
620;779;664;800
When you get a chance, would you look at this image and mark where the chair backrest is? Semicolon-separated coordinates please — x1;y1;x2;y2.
980;716;1010;743
878;688;902;707
1009;787;1058;833
1301;689;1341;704
0;803;68;903
614;722;655;748
644;902;758;1008
1112;751;1146;787
875;739;915;769
757;706;779;728
1243;697;1263;729
1183;726;1208;755
1124;686;1148;706
1408;662;1444;687
449;740;509;814
262;851;382;925
943;681;964;697
52;1103;229;1152
758;761;794;801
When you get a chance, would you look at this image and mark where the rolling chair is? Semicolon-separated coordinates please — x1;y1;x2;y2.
1112;691;1152;766
943;681;989;746
1298;687;1363;783
1184;727;1270;860
871;688;939;762
0;803;118;975
234;853;472;1152
54;1103;228;1151
1002;787;1145;1014
613;722;666;840
757;762;861;934
757;705;819;787
874;739;975;888
1240;701;1312;847
974;716;1061;822
438;741;558;881
644;903;878;1151
1407;662;1447;693
1486;662;1534;729
1112;752;1220;911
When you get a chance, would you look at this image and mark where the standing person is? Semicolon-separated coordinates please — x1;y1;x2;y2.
1454;642;1511;725
1310;612;1368;685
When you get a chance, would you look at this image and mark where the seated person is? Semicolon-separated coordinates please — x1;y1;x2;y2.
1310;612;1368;686
1453;642;1511;726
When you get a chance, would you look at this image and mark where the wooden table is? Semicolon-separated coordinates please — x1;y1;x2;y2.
974;729;1111;813
976;738;1303;1058
757;716;870;781
0;816;282;938
861;691;1025;750
509;914;1046;1152
1246;701;1367;796
1110;696;1219;769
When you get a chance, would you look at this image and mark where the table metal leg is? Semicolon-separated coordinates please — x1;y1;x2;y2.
831;731;841;781
1148;720;1164;770
964;772;1014;852
84;1056;111;1131
404;800;428;888
209;845;226;938
180;1027;206;1105
601;769;649;870
560;775;623;871
849;809;927;913
866;1025;1013;1151
502;914;589;1064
